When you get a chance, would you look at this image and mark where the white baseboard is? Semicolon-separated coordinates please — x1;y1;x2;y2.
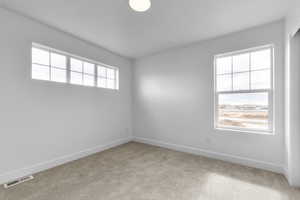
133;137;284;174
1;136;284;185
283;166;291;185
0;137;132;185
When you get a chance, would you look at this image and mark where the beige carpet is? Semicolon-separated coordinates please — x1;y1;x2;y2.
1;142;299;200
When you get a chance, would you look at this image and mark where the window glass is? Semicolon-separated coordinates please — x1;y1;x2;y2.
97;78;106;88
251;49;271;70
216;57;232;74
83;74;94;86
32;64;49;80
251;70;270;89
51;68;67;83
218;93;269;130
84;62;95;75
217;74;232;92
98;66;107;77
107;79;115;89
70;58;83;72
51;53;67;69
32;48;49;65
107;68;115;79
70;72;83;85
233;53;249;73
233;72;249;91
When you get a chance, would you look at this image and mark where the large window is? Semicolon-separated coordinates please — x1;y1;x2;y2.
214;45;274;133
31;43;119;90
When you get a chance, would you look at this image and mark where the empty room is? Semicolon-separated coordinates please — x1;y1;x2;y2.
1;0;300;199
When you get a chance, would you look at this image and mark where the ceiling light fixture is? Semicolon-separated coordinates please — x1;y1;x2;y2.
129;0;151;12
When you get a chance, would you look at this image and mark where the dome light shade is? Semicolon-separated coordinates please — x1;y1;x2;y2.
129;0;151;12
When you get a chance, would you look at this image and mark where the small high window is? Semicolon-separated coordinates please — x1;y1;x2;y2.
31;43;119;90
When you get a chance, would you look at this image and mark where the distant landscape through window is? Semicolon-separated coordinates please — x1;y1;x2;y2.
218;92;268;131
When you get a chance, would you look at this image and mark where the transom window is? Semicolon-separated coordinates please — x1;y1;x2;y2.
214;45;274;133
31;43;119;90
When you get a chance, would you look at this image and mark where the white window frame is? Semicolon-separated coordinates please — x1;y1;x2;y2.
214;45;274;134
31;43;119;90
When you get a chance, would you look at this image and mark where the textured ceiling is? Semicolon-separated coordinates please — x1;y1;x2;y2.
0;0;291;58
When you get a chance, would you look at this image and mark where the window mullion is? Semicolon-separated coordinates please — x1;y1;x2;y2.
249;52;252;90
81;62;84;85
105;68;108;88
218;89;269;94
270;48;274;132
268;90;273;132
215;93;219;129
117;70;119;90
95;65;98;87
49;50;52;81
231;56;233;91
66;56;70;84
114;69;117;90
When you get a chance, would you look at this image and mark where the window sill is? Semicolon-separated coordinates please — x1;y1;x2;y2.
214;127;274;136
31;78;119;91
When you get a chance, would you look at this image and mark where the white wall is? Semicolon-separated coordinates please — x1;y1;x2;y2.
286;0;300;37
133;21;285;173
284;0;300;186
0;8;132;184
285;31;300;187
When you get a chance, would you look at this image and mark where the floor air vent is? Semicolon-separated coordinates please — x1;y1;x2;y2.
4;175;34;188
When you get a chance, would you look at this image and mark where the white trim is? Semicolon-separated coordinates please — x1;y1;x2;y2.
215;44;274;59
283;166;292;186
133;137;284;174
214;127;273;135
0;137;132;185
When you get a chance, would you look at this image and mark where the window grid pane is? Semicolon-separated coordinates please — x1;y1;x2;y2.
107;68;115;79
96;66;118;90
83;74;95;87
107;79;115;89
217;74;232;92
84;62;95;75
216;48;272;92
32;64;50;81
32;48;50;66
97;66;107;78
32;45;119;90
70;72;83;85
97;77;107;88
216;57;232;75
233;72;250;91
251;49;271;70
70;58;83;72
51;52;67;69
251;69;271;90
233;53;250;73
51;68;67;83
